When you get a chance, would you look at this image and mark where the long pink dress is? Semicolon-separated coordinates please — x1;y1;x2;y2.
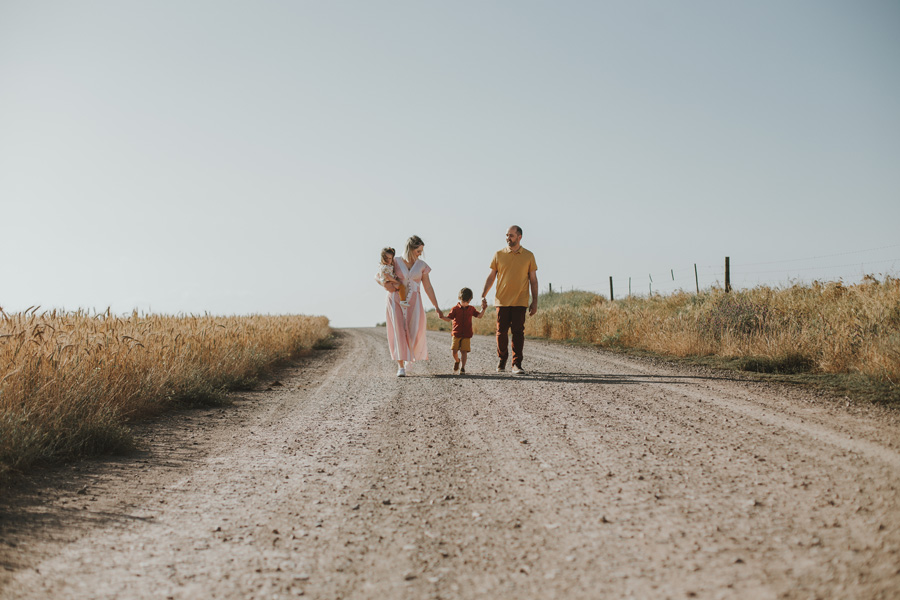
385;258;431;362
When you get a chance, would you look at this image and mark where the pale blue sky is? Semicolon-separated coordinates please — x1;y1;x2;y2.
2;1;898;327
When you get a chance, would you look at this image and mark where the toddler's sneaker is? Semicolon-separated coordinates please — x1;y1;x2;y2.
453;360;460;373
459;367;466;375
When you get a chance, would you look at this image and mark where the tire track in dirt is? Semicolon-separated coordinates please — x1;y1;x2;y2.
2;328;899;599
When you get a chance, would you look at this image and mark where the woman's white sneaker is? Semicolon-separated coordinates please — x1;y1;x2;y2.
397;367;406;377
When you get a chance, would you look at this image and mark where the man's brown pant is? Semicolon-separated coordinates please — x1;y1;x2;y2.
496;306;527;367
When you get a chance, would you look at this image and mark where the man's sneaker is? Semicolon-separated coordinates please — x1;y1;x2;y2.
453;360;460;373
511;364;525;375
397;367;406;377
497;360;507;373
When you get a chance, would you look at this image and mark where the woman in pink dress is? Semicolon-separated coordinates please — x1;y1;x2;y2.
378;235;443;377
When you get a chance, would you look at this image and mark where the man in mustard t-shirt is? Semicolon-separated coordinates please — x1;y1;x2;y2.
480;225;538;374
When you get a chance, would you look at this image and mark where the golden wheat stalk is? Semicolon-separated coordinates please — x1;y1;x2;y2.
0;312;331;479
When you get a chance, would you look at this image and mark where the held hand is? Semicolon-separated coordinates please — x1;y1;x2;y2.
529;301;537;317
481;298;488;310
436;309;444;319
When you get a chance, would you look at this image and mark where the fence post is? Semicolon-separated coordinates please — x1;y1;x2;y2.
628;277;631;296
549;283;553;294
694;264;699;294
609;276;614;301
725;257;731;292
649;274;653;296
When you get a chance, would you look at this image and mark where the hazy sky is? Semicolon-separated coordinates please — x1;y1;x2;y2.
2;1;898;327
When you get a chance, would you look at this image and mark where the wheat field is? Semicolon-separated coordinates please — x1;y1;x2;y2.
0;309;331;479
429;277;900;386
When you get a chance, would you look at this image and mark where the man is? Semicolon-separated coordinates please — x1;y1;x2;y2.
481;225;538;374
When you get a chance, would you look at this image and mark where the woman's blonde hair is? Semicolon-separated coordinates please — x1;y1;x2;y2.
404;235;424;261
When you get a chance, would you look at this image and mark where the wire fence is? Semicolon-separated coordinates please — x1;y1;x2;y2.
547;243;900;299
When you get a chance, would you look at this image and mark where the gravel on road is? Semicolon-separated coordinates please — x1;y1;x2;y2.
2;327;899;599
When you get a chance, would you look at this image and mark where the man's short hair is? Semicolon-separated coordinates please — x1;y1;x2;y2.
459;287;474;302
511;225;523;236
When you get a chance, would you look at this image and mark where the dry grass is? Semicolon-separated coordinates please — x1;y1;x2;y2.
429;276;900;390
0;309;331;479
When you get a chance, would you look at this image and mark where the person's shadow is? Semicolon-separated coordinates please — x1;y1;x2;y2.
431;370;741;385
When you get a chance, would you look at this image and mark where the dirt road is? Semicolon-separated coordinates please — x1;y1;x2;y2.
2;328;899;599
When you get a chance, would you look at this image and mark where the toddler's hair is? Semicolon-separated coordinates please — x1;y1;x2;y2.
458;287;474;302
380;247;396;263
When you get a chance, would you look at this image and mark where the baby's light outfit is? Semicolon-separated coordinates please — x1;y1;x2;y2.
376;263;407;302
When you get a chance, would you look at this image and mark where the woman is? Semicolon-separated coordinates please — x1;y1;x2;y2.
380;235;443;377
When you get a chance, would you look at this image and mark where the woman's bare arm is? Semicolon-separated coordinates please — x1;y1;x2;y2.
421;272;443;317
376;276;399;292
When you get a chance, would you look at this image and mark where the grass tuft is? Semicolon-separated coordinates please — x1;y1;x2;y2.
735;354;815;374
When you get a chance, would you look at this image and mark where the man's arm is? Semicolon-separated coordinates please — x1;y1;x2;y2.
481;268;497;302
528;268;539;316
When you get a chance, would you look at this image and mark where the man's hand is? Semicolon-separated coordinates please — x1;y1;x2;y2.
529;301;538;317
481;298;488;310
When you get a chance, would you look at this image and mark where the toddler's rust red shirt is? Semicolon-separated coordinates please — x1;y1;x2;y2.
448;303;477;339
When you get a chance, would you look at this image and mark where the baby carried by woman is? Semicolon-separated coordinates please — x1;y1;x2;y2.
375;247;407;303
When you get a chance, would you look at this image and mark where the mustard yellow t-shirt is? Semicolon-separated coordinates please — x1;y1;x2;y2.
490;247;537;307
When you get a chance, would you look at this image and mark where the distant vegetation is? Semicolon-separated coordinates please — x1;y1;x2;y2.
0;310;331;480
428;277;900;402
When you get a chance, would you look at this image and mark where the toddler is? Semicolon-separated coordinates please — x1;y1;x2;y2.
439;287;486;374
375;247;407;302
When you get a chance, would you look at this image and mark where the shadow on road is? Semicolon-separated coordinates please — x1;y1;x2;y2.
430;371;737;385
0;418;204;575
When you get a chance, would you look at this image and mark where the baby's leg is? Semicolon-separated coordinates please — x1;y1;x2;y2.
399;283;407;302
460;350;468;369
